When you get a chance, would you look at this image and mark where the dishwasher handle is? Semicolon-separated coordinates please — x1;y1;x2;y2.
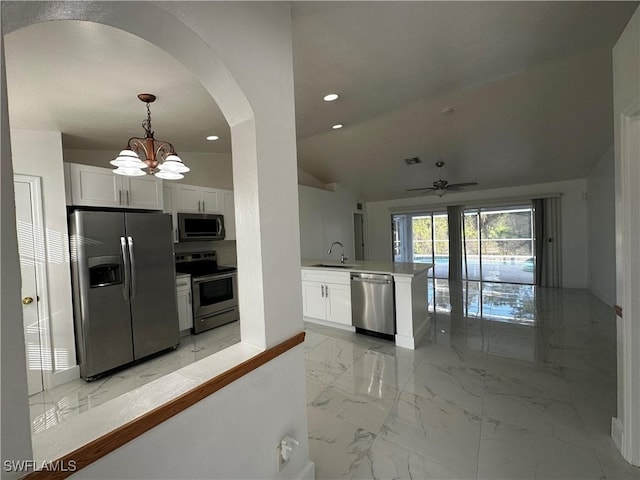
351;274;393;285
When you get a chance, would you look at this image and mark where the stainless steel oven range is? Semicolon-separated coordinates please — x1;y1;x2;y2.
175;251;238;334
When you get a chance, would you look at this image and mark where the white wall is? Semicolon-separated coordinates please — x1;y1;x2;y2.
366;178;589;288
612;5;640;465
586;144;616;305
299;184;358;261
298;167;327;189
10;129;79;386
2;3;311;479
76;347;310;480
1;33;33;480
63;149;234;190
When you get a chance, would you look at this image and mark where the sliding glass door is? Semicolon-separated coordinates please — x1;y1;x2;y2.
463;206;534;284
393;204;535;284
392;212;448;278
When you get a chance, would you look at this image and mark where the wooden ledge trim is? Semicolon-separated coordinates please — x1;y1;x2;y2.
614;305;623;318
24;332;305;480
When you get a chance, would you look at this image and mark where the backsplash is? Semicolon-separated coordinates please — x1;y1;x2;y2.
174;240;237;266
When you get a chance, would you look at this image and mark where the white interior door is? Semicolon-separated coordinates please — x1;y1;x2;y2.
14;179;45;395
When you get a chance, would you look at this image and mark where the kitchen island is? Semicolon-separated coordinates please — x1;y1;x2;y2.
301;259;432;349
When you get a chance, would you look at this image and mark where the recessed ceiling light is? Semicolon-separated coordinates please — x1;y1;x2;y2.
323;93;339;102
332;124;343;130
441;106;454;115
206;135;219;141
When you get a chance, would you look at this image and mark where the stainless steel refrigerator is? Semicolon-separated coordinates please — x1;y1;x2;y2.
70;210;179;380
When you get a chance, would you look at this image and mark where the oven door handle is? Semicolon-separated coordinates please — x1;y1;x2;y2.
192;272;236;283
199;307;237;320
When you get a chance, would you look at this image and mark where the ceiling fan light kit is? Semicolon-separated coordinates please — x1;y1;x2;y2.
111;93;190;180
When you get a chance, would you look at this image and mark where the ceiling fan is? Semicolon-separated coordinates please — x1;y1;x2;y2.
406;161;478;196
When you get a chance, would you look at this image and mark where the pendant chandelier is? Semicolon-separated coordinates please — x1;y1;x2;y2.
111;93;190;180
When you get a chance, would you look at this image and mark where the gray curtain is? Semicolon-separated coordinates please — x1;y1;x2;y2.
532;197;562;287
447;205;463;281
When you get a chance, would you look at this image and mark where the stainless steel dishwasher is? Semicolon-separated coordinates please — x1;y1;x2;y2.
350;273;395;338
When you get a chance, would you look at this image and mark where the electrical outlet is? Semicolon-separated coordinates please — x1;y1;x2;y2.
276;443;289;471
276;435;298;472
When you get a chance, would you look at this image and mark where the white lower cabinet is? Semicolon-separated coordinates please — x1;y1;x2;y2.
301;269;352;326
176;276;193;333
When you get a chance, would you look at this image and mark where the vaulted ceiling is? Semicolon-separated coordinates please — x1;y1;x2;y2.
4;2;638;201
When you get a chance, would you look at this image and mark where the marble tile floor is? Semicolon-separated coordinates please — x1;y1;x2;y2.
305;280;640;479
28;320;241;435
27;280;639;479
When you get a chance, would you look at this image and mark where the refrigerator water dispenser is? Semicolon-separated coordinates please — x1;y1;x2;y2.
88;256;122;288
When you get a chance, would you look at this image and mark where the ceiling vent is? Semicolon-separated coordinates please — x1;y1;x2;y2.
404;156;422;166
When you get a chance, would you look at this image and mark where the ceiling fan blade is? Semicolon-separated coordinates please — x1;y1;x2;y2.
405;187;437;192
446;182;478;189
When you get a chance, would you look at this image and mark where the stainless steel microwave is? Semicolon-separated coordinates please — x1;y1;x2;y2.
177;213;225;241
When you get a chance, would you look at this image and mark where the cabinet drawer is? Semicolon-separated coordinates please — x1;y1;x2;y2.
301;269;350;285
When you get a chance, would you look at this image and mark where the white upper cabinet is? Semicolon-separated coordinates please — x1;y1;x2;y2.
175;184;201;213
126;175;164;210
67;163;163;210
201;188;221;213
69;163;121;207
176;184;221;213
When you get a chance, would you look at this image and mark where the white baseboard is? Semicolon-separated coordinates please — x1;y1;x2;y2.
395;315;430;350
612;416;624;452
394;334;416;350
46;365;80;389
303;317;355;332
298;461;315;480
563;281;589;289
588;284;615;307
412;315;430;346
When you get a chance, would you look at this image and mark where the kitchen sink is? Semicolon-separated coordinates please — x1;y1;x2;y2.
309;263;358;269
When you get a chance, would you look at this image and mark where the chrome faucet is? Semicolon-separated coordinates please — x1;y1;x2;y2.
327;241;347;264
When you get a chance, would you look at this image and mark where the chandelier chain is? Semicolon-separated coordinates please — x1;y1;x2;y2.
142;101;153;136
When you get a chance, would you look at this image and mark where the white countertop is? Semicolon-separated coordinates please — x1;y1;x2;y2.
301;259;432;277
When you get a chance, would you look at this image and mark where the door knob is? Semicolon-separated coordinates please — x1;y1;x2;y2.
22;296;34;305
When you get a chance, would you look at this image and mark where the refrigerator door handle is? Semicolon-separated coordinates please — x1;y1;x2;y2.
127;236;137;300
120;236;130;301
